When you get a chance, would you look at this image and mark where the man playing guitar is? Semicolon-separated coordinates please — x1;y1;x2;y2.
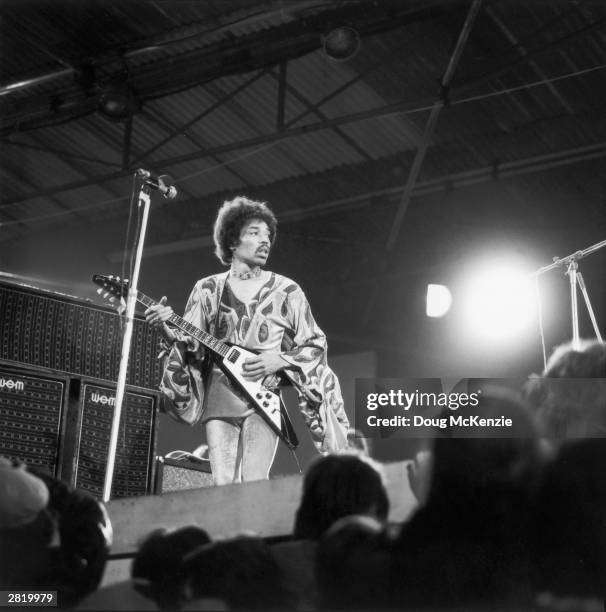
145;196;349;485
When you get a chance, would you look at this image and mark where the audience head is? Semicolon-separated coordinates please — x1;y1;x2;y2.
0;459;55;589
0;458;49;528
524;339;606;441
181;535;292;609
316;515;392;609
133;525;211;610
0;461;112;607
543;338;606;378
29;470;113;607
293;453;389;540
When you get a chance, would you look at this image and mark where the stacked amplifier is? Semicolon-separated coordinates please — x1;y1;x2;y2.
0;279;163;499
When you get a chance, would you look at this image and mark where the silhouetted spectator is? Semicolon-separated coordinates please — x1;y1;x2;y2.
133;526;212;610
293;453;389;540
531;439;606;603
79;524;212;610
1;459;112;608
180;535;293;610
0;458;54;589
391;387;544;608
524;339;606;442
269;453;390;609
29;469;113;608
316;515;392;609
270;537;318;611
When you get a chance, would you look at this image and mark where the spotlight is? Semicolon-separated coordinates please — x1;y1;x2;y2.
322;26;360;62
460;258;536;344
426;284;452;318
97;76;139;121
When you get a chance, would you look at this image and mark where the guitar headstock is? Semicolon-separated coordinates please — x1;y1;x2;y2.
92;274;129;310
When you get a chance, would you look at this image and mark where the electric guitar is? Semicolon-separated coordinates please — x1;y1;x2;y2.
93;274;298;450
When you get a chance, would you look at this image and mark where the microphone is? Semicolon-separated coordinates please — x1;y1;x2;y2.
136;168;178;199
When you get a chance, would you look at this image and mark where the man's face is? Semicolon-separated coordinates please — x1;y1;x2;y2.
232;218;271;266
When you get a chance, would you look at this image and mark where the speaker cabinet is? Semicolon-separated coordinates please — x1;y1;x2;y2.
70;378;159;500
154;457;213;494
0;363;69;476
0;280;161;390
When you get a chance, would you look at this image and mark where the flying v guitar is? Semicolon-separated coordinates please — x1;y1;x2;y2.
93;274;299;450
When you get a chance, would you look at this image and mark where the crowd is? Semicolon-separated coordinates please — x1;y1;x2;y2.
0;339;604;610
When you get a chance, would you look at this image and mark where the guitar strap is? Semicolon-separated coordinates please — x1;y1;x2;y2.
210;273;227;349
199;273;228;415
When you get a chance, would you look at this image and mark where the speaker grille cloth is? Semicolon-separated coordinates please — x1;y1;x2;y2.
0;368;65;475
75;383;156;499
0;283;161;389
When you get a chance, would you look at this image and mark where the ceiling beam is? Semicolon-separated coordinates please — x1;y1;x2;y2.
130;69;270;166
284;34;417;130
276;62;287;132
0;139;120;168
268;67;372;162
4;61;603;209
361;0;484;323
484;5;574;114
0;1;442;130
454;11;606;92
121;116;133;170
107;140;606;261
137;107;237;199
385;0;484;253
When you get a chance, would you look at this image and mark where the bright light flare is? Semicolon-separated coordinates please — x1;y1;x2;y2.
426;284;452;318
461;261;536;343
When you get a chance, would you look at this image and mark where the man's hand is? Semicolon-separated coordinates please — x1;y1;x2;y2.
145;296;176;342
242;352;287;381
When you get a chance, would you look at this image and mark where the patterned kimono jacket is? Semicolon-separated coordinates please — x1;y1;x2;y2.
159;271;350;454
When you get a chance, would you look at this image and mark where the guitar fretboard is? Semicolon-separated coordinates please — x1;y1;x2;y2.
135;292;230;357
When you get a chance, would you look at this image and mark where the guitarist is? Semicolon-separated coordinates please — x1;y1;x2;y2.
145;196;349;485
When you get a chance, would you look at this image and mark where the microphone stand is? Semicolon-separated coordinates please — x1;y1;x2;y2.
102;183;152;502
531;238;605;356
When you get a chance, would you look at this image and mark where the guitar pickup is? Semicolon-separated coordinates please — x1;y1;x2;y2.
227;348;240;364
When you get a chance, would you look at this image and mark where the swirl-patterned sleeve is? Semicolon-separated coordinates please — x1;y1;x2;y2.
158;281;208;425
280;287;327;384
280;287;350;453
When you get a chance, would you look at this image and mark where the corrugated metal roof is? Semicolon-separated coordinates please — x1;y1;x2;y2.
2;0;606;250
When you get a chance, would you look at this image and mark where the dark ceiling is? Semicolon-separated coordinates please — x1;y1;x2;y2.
1;0;605;377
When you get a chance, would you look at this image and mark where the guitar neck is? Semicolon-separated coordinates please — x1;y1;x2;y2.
135;291;230;357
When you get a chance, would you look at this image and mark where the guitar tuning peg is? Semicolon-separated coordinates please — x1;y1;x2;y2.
108;296;116;303
97;288;102;295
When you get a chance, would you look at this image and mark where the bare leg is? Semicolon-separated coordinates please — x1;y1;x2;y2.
240;412;278;482
206;418;242;485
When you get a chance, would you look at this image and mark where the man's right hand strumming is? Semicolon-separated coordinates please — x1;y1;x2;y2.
145;296;177;343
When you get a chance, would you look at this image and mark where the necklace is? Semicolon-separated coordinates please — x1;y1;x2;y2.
230;267;262;280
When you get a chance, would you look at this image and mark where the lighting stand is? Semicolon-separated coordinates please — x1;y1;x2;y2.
532;238;606;353
102;183;152;502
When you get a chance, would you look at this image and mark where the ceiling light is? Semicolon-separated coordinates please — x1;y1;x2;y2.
97;77;139;122
322;26;360;62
